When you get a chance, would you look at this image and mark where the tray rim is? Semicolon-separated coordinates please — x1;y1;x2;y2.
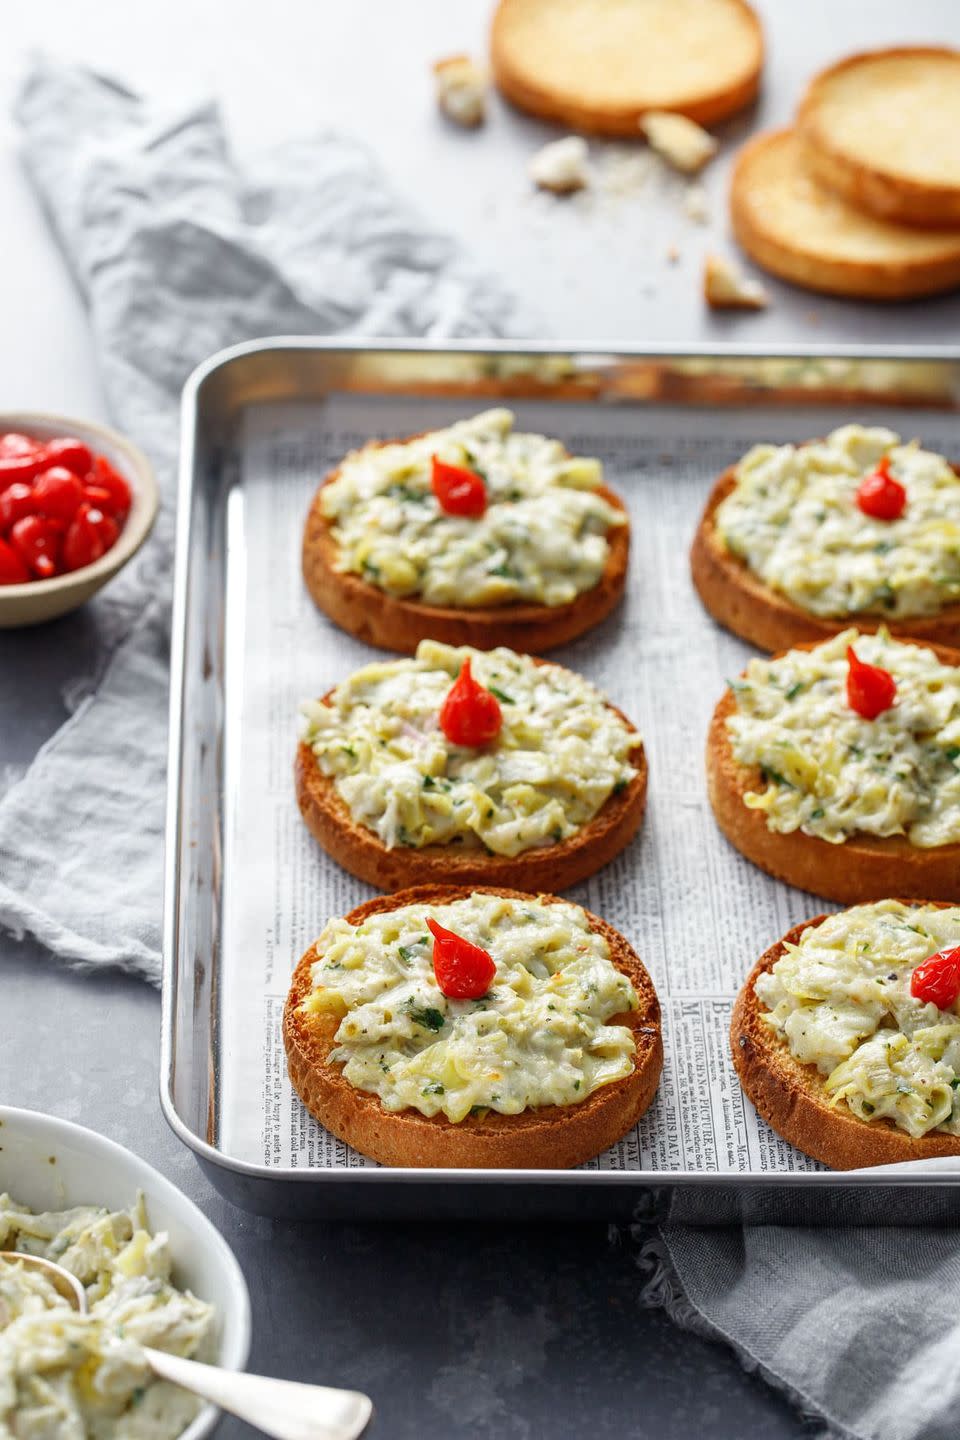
161;335;960;1196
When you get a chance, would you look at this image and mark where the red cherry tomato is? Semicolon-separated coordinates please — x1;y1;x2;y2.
10;515;61;579
911;946;960;1010
846;646;897;720
427;917;496;999
40;437;94;479
0;483;37;533
0;537;30;585
431;455;487;518
856;457;907;521
92;456;132;518
438;658;503;746
33;467;84;523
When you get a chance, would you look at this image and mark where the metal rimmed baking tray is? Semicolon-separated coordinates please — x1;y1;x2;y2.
161;339;960;1221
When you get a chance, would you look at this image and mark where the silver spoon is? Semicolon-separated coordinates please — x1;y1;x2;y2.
0;1252;373;1440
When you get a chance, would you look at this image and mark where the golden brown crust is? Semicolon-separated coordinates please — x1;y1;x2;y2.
691;462;960;652
798;48;960;230
706;638;960;904
302;440;629;655
731;906;960;1168
731;129;960;301
283;884;663;1168
490;0;763;135
296;674;646;891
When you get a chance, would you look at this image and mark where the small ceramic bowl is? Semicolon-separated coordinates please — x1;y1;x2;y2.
0;1105;251;1440
0;411;158;628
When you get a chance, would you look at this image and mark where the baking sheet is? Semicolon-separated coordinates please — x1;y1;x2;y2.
213;391;960;1176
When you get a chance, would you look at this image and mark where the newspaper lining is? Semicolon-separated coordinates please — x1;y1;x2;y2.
218;395;956;1176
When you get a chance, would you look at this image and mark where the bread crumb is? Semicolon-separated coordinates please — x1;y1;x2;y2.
704;254;768;310
433;55;487;128
598;146;653;198
530;136;590;193
683;183;710;224
666;244;681;264
641;112;718;174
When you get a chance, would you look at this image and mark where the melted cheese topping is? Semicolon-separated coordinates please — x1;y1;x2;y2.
0;1195;215;1440
302;642;637;857
756;901;960;1138
320;409;624;607
715;425;960;618
303;892;639;1123
727;629;960;848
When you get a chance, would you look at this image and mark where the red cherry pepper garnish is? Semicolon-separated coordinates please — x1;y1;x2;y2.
0;454;43;491
40;437;94;479
427;917;496;999
856;457;907;521
0;483;37;532
91;455;132;518
82;484;114;509
62;504;118;573
846;645;897;720
431;455;487;518
10;515;61;579
438;658;502;746
33;467;85;523
0;433;42;459
911;946;960;1010
0;537;30;584
0;434;45;492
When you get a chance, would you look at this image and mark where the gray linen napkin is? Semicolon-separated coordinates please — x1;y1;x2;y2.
635;1214;960;1440
0;58;533;979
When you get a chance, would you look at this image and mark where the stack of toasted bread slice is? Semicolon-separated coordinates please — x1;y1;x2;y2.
732;48;960;300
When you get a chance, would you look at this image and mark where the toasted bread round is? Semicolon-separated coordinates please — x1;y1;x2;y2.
296;671;646;890
732;906;960;1168
283;884;663;1168
798;48;960;229
490;0;763;135
302;446;629;655
691;463;960;652
731;129;960;300
707;639;960;904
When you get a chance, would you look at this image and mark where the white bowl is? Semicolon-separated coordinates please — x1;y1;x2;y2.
0;1106;251;1440
0;411;158;628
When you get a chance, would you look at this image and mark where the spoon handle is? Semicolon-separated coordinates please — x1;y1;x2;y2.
141;1348;373;1440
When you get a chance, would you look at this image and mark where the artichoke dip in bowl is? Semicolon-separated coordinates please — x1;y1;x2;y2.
0;1107;250;1440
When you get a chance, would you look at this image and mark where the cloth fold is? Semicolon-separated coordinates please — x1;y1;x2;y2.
0;58;533;980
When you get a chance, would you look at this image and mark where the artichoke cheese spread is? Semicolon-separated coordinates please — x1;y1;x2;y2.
727;630;960;847
715;425;960;618
0;1194;215;1439
320;409;624;607
301;641;638;857
303;892;639;1122
757;901;960;1138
